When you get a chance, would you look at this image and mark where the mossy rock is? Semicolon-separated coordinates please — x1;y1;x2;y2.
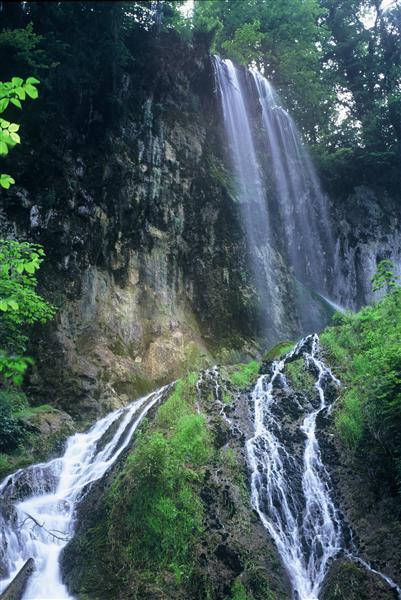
321;558;396;600
262;340;295;362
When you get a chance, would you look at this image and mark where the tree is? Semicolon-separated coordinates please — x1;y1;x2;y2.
371;258;400;294
0;240;55;386
0;75;39;189
193;0;332;139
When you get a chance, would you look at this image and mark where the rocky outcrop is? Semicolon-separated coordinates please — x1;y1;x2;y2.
0;558;35;600
331;186;401;309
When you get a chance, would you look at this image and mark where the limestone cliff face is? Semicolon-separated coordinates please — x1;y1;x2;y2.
1;34;263;418
1;32;400;419
331;186;401;309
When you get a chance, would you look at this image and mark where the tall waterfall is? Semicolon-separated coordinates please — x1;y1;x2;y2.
213;57;337;340
0;385;170;599
213;57;286;336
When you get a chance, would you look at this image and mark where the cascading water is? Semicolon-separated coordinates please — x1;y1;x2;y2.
213;56;288;338
249;70;335;293
246;334;401;599
246;334;341;599
0;385;170;599
213;57;340;340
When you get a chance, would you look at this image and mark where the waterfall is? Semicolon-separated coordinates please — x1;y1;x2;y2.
213;57;338;340
246;334;401;599
212;56;286;337
0;385;170;599
249;70;335;293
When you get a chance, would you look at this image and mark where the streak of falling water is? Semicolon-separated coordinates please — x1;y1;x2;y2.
250;70;335;294
213;56;341;339
213;55;287;337
0;384;171;599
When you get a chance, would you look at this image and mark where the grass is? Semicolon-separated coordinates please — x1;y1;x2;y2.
103;372;212;591
284;358;316;396
321;288;401;489
228;360;261;387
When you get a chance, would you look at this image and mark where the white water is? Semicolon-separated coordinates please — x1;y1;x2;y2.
213;56;341;340
246;335;342;599
213;56;287;336
246;334;401;599
0;385;170;599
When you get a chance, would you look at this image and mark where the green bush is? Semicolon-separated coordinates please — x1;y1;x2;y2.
0;389;27;451
321;284;401;489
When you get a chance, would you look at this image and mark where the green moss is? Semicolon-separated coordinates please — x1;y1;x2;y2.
231;579;251;600
228;360;261;388
14;403;56;418
262;340;295;362
284;358;316;396
322;560;372;599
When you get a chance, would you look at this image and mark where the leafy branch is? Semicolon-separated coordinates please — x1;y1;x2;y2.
0;76;39;189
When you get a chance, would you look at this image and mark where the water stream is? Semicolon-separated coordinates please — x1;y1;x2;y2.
246;334;401;599
0;385;170;599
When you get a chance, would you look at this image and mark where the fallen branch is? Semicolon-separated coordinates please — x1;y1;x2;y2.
19;512;70;542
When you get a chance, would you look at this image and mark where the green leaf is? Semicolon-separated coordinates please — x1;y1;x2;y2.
24;262;36;274
0;141;8;155
26;77;40;85
11;77;23;87
9;132;21;144
0;98;9;113
10;97;22;109
25;84;38;100
0;300;8;311
7;299;19;310
0;174;15;189
8;123;19;132
14;88;26;101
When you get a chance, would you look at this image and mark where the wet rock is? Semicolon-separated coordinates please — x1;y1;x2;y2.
321;557;397;600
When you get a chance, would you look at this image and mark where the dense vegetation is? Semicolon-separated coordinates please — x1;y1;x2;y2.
322;261;401;491
193;0;401;194
0;1;399;197
63;373;212;597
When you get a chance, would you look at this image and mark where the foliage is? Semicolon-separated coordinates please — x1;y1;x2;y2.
193;0;330;138
321;261;401;489
371;258;400;293
285;358;316;397
0;239;55;385
231;579;251;600
263;340;294;362
228;360;260;387
106;373;211;586
0;23;50;72
0;75;39;189
0;389;26;451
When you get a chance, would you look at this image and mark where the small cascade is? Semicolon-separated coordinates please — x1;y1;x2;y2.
0;384;171;599
246;334;401;599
